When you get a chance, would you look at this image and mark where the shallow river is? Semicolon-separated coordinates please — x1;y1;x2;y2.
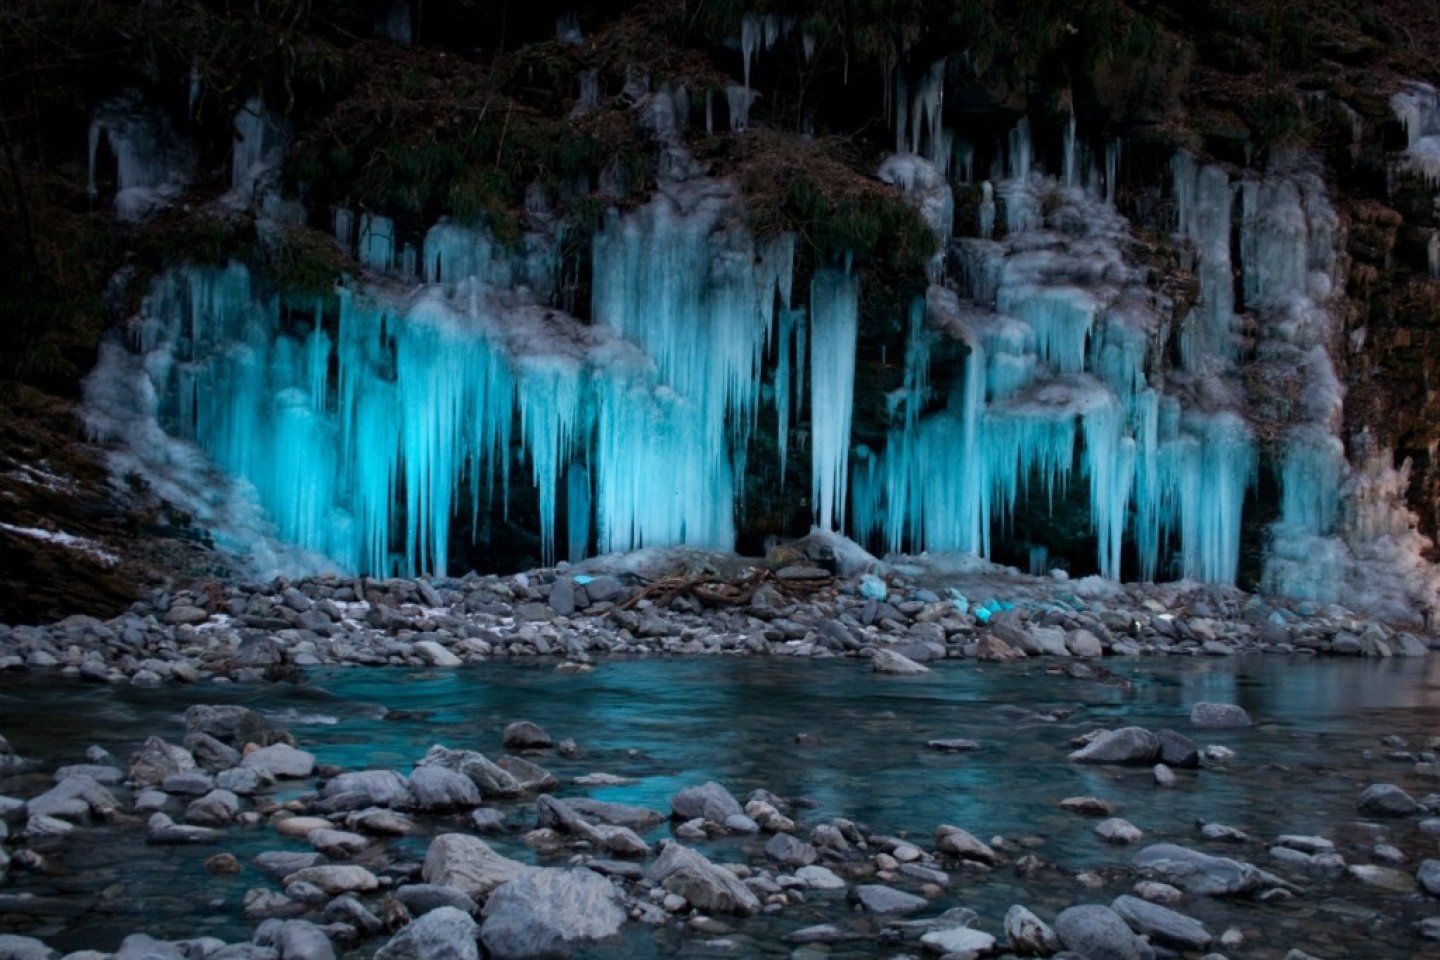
4;655;1440;958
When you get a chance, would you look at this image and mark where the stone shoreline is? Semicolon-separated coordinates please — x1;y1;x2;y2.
2;547;1440;958
0;547;1434;685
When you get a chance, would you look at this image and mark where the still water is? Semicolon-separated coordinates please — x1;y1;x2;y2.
3;655;1440;957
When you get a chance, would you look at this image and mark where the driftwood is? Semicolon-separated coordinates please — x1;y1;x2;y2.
608;566;830;617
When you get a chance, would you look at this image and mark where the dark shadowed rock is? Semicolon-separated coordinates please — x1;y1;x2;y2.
502;721;553;750
1155;729;1200;768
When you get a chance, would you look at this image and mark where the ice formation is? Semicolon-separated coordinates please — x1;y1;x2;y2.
90;172;799;576
88;92;195;222
79;70;1440;620
1392;83;1440;189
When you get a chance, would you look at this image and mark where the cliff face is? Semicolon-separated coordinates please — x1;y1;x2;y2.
3;0;1440;623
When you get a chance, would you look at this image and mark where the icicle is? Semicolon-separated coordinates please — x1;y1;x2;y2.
359;214;395;272
809;268;860;532
555;12;582;43
188;63;202;118
87;92;195;222
978;181;995;240
726;85;755;132
1105;140;1120;207
775;308;795;481
1392;82;1440;189
741;14;760;90
1063;114;1078;189
1172;153;1236;370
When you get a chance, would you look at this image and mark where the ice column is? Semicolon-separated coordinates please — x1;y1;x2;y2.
810;268;860;531
1172;153;1237;370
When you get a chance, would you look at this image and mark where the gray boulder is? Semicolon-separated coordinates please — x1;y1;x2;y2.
0;935;56;960
1054;904;1146;960
422;834;528;899
185;705;271;745
184;732;242;771
872;648;929;674
1005;904;1061;955
764;833;817;866
934;824;999;864
322;770;411;808
1189;702;1252;728
480;868;626;959
111;934;185;960
129;737;196;787
494;755;557;792
186;789;242;826
242;744;315;779
670;781;743;822
850;885;927;915
374;906;478;960
564;798;665;830
1132;843;1269;896
26;775;118;821
419;746;521;797
502;721;553;750
408;766;482;809
1155;729;1200;768
1357;783;1419;817
1069;728;1160;765
253;919;334;960
1112;894;1212;950
393;884;478;916
646;842;759;915
1418;859;1440;896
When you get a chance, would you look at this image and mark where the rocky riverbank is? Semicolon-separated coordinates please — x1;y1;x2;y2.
3;543;1440;958
0;540;1434;687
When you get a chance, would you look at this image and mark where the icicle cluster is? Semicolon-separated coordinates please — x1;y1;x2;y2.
87;92;196;222
859;119;1260;584
96;177;813;577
